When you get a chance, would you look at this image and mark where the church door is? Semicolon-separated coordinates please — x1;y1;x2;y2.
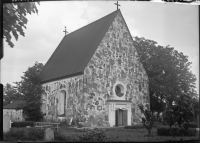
115;109;127;126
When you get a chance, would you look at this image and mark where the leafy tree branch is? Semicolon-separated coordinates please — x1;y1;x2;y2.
3;2;39;48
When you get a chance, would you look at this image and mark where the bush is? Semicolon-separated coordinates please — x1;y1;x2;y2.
78;128;108;142
12;121;34;127
54;131;68;141
124;124;144;129
54;131;80;142
188;123;198;128
157;127;197;136
77;123;83;128
3;128;26;141
3;128;44;141
71;118;79;126
60;121;70;127
26;128;44;141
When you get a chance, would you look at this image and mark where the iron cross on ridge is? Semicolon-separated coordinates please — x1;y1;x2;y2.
114;1;121;10
63;26;68;36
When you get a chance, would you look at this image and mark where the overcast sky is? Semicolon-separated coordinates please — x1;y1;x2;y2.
2;1;199;94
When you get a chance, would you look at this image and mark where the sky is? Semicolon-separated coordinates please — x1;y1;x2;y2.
2;1;199;94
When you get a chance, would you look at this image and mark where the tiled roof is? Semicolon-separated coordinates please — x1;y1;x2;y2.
3;100;26;109
40;9;120;84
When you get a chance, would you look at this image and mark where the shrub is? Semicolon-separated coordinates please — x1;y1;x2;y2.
77;123;83;128
12;121;34;127
3;128;44;141
3;128;26;141
78;128;108;142
157;127;197;136
54;131;68;141
188;123;198;128
71;118;79;126
124;124;144;129
138;104;155;136
60;121;70;127
26;128;44;141
54;131;80;142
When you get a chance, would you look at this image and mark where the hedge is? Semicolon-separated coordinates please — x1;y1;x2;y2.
12;121;34;127
3;128;44;141
157;127;197;136
124;124;144;129
3;127;115;142
188;123;198;128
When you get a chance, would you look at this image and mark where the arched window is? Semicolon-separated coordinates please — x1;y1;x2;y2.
41;93;47;114
58;90;66;116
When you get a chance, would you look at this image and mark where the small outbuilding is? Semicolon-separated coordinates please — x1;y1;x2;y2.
3;100;26;122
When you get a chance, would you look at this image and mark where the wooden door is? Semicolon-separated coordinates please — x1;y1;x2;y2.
116;109;124;126
115;110;118;126
118;110;123;126
122;110;128;126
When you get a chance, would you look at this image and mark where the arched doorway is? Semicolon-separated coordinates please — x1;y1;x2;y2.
58;90;66;116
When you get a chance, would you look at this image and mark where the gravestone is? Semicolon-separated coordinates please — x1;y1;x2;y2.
44;128;54;141
3;115;12;133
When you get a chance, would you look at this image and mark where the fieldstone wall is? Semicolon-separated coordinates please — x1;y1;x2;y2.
42;75;83;122
83;13;149;126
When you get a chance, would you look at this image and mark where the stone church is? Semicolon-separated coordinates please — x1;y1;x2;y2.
40;9;149;127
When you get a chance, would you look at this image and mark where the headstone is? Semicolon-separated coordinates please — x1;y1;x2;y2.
44;128;54;141
3;115;11;133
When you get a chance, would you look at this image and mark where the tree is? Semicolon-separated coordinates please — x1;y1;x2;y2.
150;94;165;121
138;104;155;136
133;36;198;123
3;2;39;48
16;62;45;121
3;83;22;106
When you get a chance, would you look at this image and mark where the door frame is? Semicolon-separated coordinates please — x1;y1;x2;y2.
115;108;128;126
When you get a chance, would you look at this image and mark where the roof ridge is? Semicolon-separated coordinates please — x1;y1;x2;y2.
63;9;119;38
3;100;25;109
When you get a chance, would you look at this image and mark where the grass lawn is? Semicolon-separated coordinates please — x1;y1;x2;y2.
59;124;199;142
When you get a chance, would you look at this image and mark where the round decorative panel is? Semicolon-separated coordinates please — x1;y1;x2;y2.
115;84;125;97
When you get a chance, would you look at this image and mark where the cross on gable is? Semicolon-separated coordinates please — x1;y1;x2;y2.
114;1;121;10
63;26;68;36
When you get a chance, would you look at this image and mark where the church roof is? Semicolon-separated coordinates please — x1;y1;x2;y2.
40;9;120;84
3;100;26;109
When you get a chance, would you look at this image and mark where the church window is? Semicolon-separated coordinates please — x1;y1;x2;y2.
41;93;47;114
58;90;66;116
115;84;125;97
41;103;46;114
